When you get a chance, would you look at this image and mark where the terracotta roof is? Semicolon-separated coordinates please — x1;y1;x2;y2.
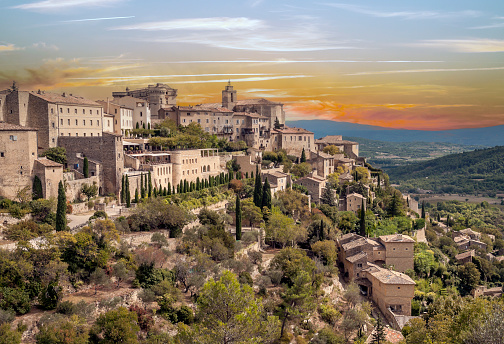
346;251;367;263
365;263;415;285
179;105;233;113
0;122;37;131
233;112;267;119
235;98;281;105
272;127;314;135
263;171;289;179
31;91;100;106
455;250;475;261
380;234;415;243
342;237;383;251
36;157;63;167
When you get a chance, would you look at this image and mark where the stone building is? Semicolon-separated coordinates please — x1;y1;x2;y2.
261;170;291;196
96;100;134;135
123;148;223;198
346;192;367;214
1;90;104;152
112;96;151;129
315;135;360;159
270;127;314;156
59;133;123;196
34;158;63;199
293;174;326;203
113;83;177;118
307;150;336;179
0;123;38;199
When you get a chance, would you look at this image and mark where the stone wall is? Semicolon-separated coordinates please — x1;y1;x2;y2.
66;175;100;202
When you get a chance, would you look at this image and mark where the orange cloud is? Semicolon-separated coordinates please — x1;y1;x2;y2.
286;101;504;130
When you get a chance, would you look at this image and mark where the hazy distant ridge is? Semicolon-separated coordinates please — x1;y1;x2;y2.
286;120;504;147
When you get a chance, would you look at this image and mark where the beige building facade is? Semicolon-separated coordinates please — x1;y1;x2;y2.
112;96;151;129
270;127;314;156
113;83;177;118
97;100;134;135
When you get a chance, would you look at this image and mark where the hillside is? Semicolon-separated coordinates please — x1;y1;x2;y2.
287;120;504;147
387;146;504;196
345;136;482;168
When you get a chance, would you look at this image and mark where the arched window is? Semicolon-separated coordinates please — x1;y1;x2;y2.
207;165;210;172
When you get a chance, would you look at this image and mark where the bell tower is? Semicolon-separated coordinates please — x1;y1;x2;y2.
222;81;237;110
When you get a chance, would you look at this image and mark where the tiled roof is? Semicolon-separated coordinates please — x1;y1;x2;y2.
455;250;475;261
272;127;314;135
31;91;100;106
347;192;365;199
380;234;415;243
36;157;63;167
0;122;37;131
179;105;233;113
365;263;415;285
347;251;367;263
342;237;383;251
263;171;289;179
233;112;267;119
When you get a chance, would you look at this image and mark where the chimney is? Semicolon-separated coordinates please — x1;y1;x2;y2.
62;92;66;97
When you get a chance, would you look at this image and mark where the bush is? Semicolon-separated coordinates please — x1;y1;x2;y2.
56;300;75;315
0;287;31;315
318;304;341;325
90;211;108;220
249;251;263;265
0;309;15;325
8;204;24;219
4;220;53;241
0;198;12;209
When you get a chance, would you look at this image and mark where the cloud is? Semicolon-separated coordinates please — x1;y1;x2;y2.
470;22;504;29
346;66;504;76
62;16;135;23
322;3;480;20
113;17;263;31
0;58;138;89
412;39;504;52
13;0;125;10
32;42;59;50
0;44;22;52
158;59;442;64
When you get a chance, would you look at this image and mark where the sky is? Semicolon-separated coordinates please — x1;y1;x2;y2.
1;0;503;130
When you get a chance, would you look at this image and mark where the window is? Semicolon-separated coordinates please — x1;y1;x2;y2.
83;120;86;125
91;133;93;137
0;152;4;157
75;119;78;125
96;110;99;115
83;109;85;114
76;133;78;136
206;119;209;123
90;110;92;114
60;108;63;113
83;133;86;137
52;138;55;143
67;108;70;113
52;122;55;128
140;112;143;117
97;120;99;126
75;109;77;114
51;109;54;114
90;120;93;125
183;119;186;123
108;120;110;127
236;120;239;124
60;119;63;125
198;119;201;123
68;119;70;125
115;109;117;114
357;263;362;268
9;135;17;141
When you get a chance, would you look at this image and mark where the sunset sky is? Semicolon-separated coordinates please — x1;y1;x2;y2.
1;0;503;130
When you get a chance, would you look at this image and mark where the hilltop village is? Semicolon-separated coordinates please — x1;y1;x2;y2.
0;82;503;343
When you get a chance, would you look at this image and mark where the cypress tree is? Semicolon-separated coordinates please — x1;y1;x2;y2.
370;317;386;344
153;187;157;197
196;177;200;190
134;188;139;203
136;122;139;129
121;175;125;204
140;174;145;198
251;171;254;179
125;177;131;208
184;180;189;193
172;185;175;194
177;184;180;193
56;181;67;231
253;166;263;208
148;171;152;197
377;174;381;189
33;175;43;200
245;172;249;179
261;178;272;210
205;179;209;188
301;147;307;163
83;157;89;178
320;219;324;240
360;199;366;236
236;194;242;240
421;201;426;219
190;182;194;192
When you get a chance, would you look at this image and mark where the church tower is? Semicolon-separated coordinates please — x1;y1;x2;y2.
222;81;237;110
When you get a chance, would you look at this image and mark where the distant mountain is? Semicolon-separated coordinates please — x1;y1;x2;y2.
386;146;504;195
286;120;504;147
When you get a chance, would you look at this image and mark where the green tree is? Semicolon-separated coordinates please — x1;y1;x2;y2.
121;175;125;204
0;323;23;344
81;183;98;201
274;117;281;129
36;318;88;344
421;201;426;219
39;280;62;310
301;148;307;163
140;174;145;198
148;171;152;198
56;181;67;231
322;145;341;155
134;188;139;203
41;147;66;165
253;166;263;208
311;240;338;266
186;270;280;344
359;199;366;236
261;178;272;210
235;194;242;241
83;157;89;178
89;307;140;344
320;186;336;206
370;316;386;344
125;177;131;208
291;162;312;178
32;175;44;200
458;262;480;296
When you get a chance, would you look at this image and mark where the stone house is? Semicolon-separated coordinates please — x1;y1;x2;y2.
233;154;261;178
113;83;177;118
34;158;63;199
112;96;151;129
307;150;336;179
261;170;291;196
315;135;360;159
346;192;367;214
270;127;314;156
1;89;104;152
455;250;475;264
96;100;134;136
293;173;326;203
0;123;38;199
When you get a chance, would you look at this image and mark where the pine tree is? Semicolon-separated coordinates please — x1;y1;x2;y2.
274;117;281;129
370;317;386;344
56;181;67;231
148;171;152;197
134;188;139;203
301;147;307;163
83;157;89;178
360;199;366;237
261;178;272;210
377;174;381;189
235;194;242;241
32;175;44;200
125;177;131;208
253;166;263;208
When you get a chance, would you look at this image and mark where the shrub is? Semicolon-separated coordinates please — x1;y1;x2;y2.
0;287;31;315
318;304;341;325
90;211;108;220
0;309;15;325
56;300;75;315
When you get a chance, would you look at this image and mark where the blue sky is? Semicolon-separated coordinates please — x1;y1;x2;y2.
1;0;503;129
